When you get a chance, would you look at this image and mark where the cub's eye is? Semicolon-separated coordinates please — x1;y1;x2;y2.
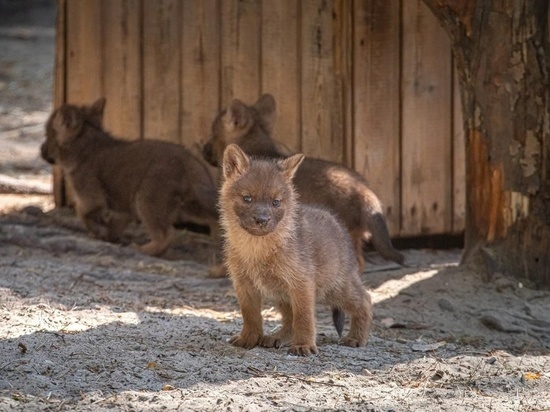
243;195;252;203
272;199;281;208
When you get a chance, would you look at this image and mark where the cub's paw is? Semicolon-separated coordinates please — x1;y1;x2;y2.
259;335;284;348
288;344;318;356
228;333;261;349
339;337;366;348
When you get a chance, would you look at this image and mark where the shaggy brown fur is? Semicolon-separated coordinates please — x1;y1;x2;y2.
41;98;219;257
220;144;373;356
203;94;404;271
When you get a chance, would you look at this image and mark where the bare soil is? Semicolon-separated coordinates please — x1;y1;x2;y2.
1;2;549;411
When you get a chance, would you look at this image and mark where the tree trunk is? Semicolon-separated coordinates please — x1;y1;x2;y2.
422;0;550;288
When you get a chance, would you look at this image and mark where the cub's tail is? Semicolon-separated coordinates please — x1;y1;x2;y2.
362;190;405;265
332;307;345;337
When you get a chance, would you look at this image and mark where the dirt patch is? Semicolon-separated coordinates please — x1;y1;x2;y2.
1;2;549;411
1;208;549;411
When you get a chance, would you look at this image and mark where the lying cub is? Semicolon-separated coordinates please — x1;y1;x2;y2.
220;144;373;356
41;98;218;257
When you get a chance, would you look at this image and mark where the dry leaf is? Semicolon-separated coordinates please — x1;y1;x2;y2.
146;361;158;369
411;341;446;352
524;372;541;381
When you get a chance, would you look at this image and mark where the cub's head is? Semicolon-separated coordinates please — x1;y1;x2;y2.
220;144;304;237
41;98;106;164
202;94;277;167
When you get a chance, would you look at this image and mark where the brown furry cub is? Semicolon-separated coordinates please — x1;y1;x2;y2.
41;98;219;257
203;94;404;271
220;144;373;356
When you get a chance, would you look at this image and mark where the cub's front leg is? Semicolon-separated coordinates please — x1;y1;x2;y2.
288;283;318;356
229;276;264;349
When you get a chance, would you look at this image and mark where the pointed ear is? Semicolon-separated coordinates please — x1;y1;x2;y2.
51;106;83;143
254;94;276;117
254;94;276;133
223;99;251;132
278;153;304;181
87;97;106;124
223;144;250;180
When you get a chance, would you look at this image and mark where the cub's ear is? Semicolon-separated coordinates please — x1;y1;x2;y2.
253;94;276;134
254;94;276;116
223;99;251;132
51;106;83;143
223;144;250;180
278;153;304;181
86;97;106;125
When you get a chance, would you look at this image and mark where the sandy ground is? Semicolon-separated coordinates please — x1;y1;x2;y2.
1;1;549;411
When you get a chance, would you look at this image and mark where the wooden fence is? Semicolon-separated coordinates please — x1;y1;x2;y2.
55;0;465;238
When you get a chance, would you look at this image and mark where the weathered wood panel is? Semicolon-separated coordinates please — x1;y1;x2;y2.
220;0;261;105
102;0;142;140
332;0;353;168
56;0;465;239
181;0;221;152
142;0;181;143
401;0;453;236
66;0;103;104
53;0;66;206
353;0;401;235
300;0;341;162
453;65;466;233
261;0;300;152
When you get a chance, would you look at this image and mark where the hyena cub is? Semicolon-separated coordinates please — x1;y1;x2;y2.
220;144;373;356
41;98;219;257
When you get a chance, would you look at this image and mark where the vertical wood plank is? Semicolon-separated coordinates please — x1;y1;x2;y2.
220;0;261;105
66;0;103;104
353;0;401;235
401;0;453;236
332;0;353;168
452;62;466;233
53;0;67;206
181;0;221;152
300;0;340;162
64;0;103;207
261;0;300;152
142;0;181;143
102;0;142;141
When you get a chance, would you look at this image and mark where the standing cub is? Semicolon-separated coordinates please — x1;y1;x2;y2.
220;144;373;356
41;98;219;257
203;94;404;271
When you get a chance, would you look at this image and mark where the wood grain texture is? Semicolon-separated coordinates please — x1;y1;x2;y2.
452;64;466;233
300;0;340;162
261;0;300;152
353;0;401;235
53;0;67;206
142;0;181;143
220;0;261;105
181;0;221;153
332;0;353;168
66;0;103;104
401;0;453;236
102;0;142;141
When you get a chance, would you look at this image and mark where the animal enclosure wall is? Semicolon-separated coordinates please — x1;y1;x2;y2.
54;0;465;238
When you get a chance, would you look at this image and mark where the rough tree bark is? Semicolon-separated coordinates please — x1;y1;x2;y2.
422;0;550;287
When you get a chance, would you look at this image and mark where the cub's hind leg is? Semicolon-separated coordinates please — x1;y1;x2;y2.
340;289;373;348
134;186;177;257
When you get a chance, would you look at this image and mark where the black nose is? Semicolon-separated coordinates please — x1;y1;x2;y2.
254;216;271;227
